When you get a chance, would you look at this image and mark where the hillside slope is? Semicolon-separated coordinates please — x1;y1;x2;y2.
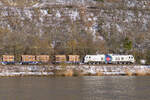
0;0;150;60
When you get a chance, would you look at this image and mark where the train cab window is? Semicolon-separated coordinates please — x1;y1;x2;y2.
121;57;124;60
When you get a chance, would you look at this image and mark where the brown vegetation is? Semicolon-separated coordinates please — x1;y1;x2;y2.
135;69;147;76
0;0;150;64
96;71;103;76
125;69;133;76
63;70;74;76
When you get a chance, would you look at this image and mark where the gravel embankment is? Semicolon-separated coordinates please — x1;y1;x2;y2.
0;65;150;76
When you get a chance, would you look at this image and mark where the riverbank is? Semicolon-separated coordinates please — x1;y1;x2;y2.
0;65;150;77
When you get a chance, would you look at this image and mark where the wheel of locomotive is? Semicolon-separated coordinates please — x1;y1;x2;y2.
90;62;92;65
117;62;120;64
129;62;132;64
119;62;122;64
115;62;118;65
98;62;101;65
87;62;89;65
112;62;115;65
96;62;99;65
97;62;99;65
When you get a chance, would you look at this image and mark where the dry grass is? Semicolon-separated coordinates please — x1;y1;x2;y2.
53;69;74;76
125;69;133;76
73;70;84;76
96;71;103;76
135;69;147;76
146;69;150;76
63;70;73;76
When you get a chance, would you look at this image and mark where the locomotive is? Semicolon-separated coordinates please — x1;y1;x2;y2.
84;54;135;64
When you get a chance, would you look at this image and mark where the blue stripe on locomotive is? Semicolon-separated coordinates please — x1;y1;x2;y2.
105;55;112;63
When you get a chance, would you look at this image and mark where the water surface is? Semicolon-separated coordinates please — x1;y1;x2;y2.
0;76;149;100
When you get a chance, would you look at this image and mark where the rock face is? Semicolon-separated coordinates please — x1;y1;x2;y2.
0;0;150;54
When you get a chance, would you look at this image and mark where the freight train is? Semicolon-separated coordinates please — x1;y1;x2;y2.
0;54;135;65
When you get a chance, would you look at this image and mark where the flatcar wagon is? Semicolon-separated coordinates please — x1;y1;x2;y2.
68;55;80;64
2;55;15;65
36;55;50;63
21;55;37;65
54;55;67;63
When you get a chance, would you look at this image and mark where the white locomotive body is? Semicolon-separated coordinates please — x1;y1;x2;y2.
84;54;135;64
110;54;135;64
84;54;105;64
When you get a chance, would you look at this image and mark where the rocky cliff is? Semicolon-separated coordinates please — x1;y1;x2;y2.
0;0;150;58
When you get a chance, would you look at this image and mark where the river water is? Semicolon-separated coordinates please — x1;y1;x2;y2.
0;76;149;100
